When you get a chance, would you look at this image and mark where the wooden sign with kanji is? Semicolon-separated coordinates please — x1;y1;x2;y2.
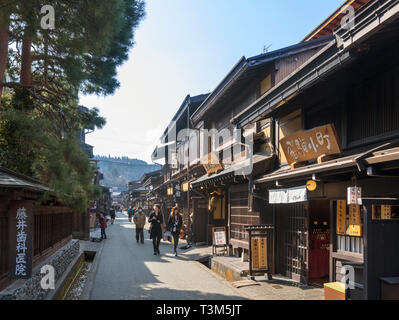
280;124;341;166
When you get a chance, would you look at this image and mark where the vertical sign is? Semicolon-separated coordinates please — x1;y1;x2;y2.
8;201;34;279
251;238;260;270
381;205;392;220
336;200;347;235
251;237;267;271
348;204;362;237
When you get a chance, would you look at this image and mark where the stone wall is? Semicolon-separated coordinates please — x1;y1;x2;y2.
0;240;80;300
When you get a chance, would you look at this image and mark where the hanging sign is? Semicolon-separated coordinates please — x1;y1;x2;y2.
347;187;362;205
280;124;341;165
348;205;362;237
8;201;34;279
336;200;347;235
269;186;307;204
201;152;224;176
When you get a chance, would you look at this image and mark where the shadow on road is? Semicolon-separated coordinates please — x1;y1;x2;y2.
89;212;247;300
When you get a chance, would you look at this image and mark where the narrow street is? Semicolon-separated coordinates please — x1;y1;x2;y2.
89;212;246;300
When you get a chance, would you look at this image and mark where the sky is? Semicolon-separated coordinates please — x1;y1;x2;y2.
79;0;344;164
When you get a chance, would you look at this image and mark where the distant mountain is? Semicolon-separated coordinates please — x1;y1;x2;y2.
94;155;160;191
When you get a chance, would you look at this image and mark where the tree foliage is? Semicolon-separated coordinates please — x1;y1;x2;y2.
0;0;146;211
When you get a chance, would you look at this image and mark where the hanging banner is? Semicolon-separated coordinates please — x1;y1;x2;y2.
269;186;307;204
348;204;362;237
336;200;347;235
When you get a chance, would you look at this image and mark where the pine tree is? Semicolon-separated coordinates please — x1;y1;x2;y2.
0;0;146;210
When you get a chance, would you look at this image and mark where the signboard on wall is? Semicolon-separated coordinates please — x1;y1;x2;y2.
279;124;341;165
269;186;307;204
8;200;34;279
348;205;362;237
336;200;347;235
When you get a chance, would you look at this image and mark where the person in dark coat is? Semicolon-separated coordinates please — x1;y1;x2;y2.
148;204;163;255
167;207;183;256
110;208;116;224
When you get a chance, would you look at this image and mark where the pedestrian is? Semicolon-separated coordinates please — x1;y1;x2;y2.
110;208;116;224
148;204;163;255
99;214;108;239
133;206;146;244
167;207;183;256
128;206;135;222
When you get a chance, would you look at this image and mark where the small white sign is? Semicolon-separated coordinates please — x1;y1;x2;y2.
347;187;362;205
214;229;226;246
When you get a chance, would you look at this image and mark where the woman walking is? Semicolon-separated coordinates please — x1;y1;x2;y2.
148;204;163;255
168;207;183;256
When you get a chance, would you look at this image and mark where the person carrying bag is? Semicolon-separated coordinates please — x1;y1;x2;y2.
148;204;163;255
167;206;183;256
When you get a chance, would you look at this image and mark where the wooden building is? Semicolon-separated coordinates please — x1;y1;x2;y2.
0;167;74;291
189;36;333;252
232;0;399;299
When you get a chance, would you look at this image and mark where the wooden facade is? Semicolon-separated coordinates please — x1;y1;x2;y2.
232;0;399;298
0;187;74;291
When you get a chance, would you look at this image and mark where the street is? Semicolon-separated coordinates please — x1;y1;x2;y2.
89;212;246;300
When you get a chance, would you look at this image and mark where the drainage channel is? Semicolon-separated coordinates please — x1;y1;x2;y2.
197;255;212;269
59;251;96;300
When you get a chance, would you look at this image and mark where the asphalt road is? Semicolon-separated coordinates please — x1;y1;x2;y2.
89;211;246;300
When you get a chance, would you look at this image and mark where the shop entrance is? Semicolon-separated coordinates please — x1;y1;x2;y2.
308;200;330;288
276;202;308;284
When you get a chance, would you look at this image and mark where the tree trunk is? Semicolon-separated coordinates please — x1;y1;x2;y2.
20;35;33;86
0;28;9;104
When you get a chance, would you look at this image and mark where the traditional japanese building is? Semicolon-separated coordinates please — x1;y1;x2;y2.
189;36;333;252
232;0;399;299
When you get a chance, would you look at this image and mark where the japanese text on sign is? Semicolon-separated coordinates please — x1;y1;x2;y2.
280;124;341;165
15;207;28;276
213;228;226;246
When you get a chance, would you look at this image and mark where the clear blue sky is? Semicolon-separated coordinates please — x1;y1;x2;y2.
79;0;343;163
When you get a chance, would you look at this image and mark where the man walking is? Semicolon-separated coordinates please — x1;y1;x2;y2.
133;207;146;244
110;207;116;224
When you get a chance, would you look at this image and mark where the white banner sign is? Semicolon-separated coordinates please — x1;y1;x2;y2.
269;186;308;204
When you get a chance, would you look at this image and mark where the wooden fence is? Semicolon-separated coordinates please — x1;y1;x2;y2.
0;204;73;290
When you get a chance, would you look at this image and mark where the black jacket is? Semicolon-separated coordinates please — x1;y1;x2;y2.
167;214;183;235
148;211;163;237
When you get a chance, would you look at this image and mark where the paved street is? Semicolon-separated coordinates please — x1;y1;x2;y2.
89;212;246;300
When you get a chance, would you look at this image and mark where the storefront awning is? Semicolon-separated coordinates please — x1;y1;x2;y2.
192;153;274;188
255;146;399;185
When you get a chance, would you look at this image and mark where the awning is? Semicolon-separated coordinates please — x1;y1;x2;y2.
192;153;274;188
255;146;399;185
